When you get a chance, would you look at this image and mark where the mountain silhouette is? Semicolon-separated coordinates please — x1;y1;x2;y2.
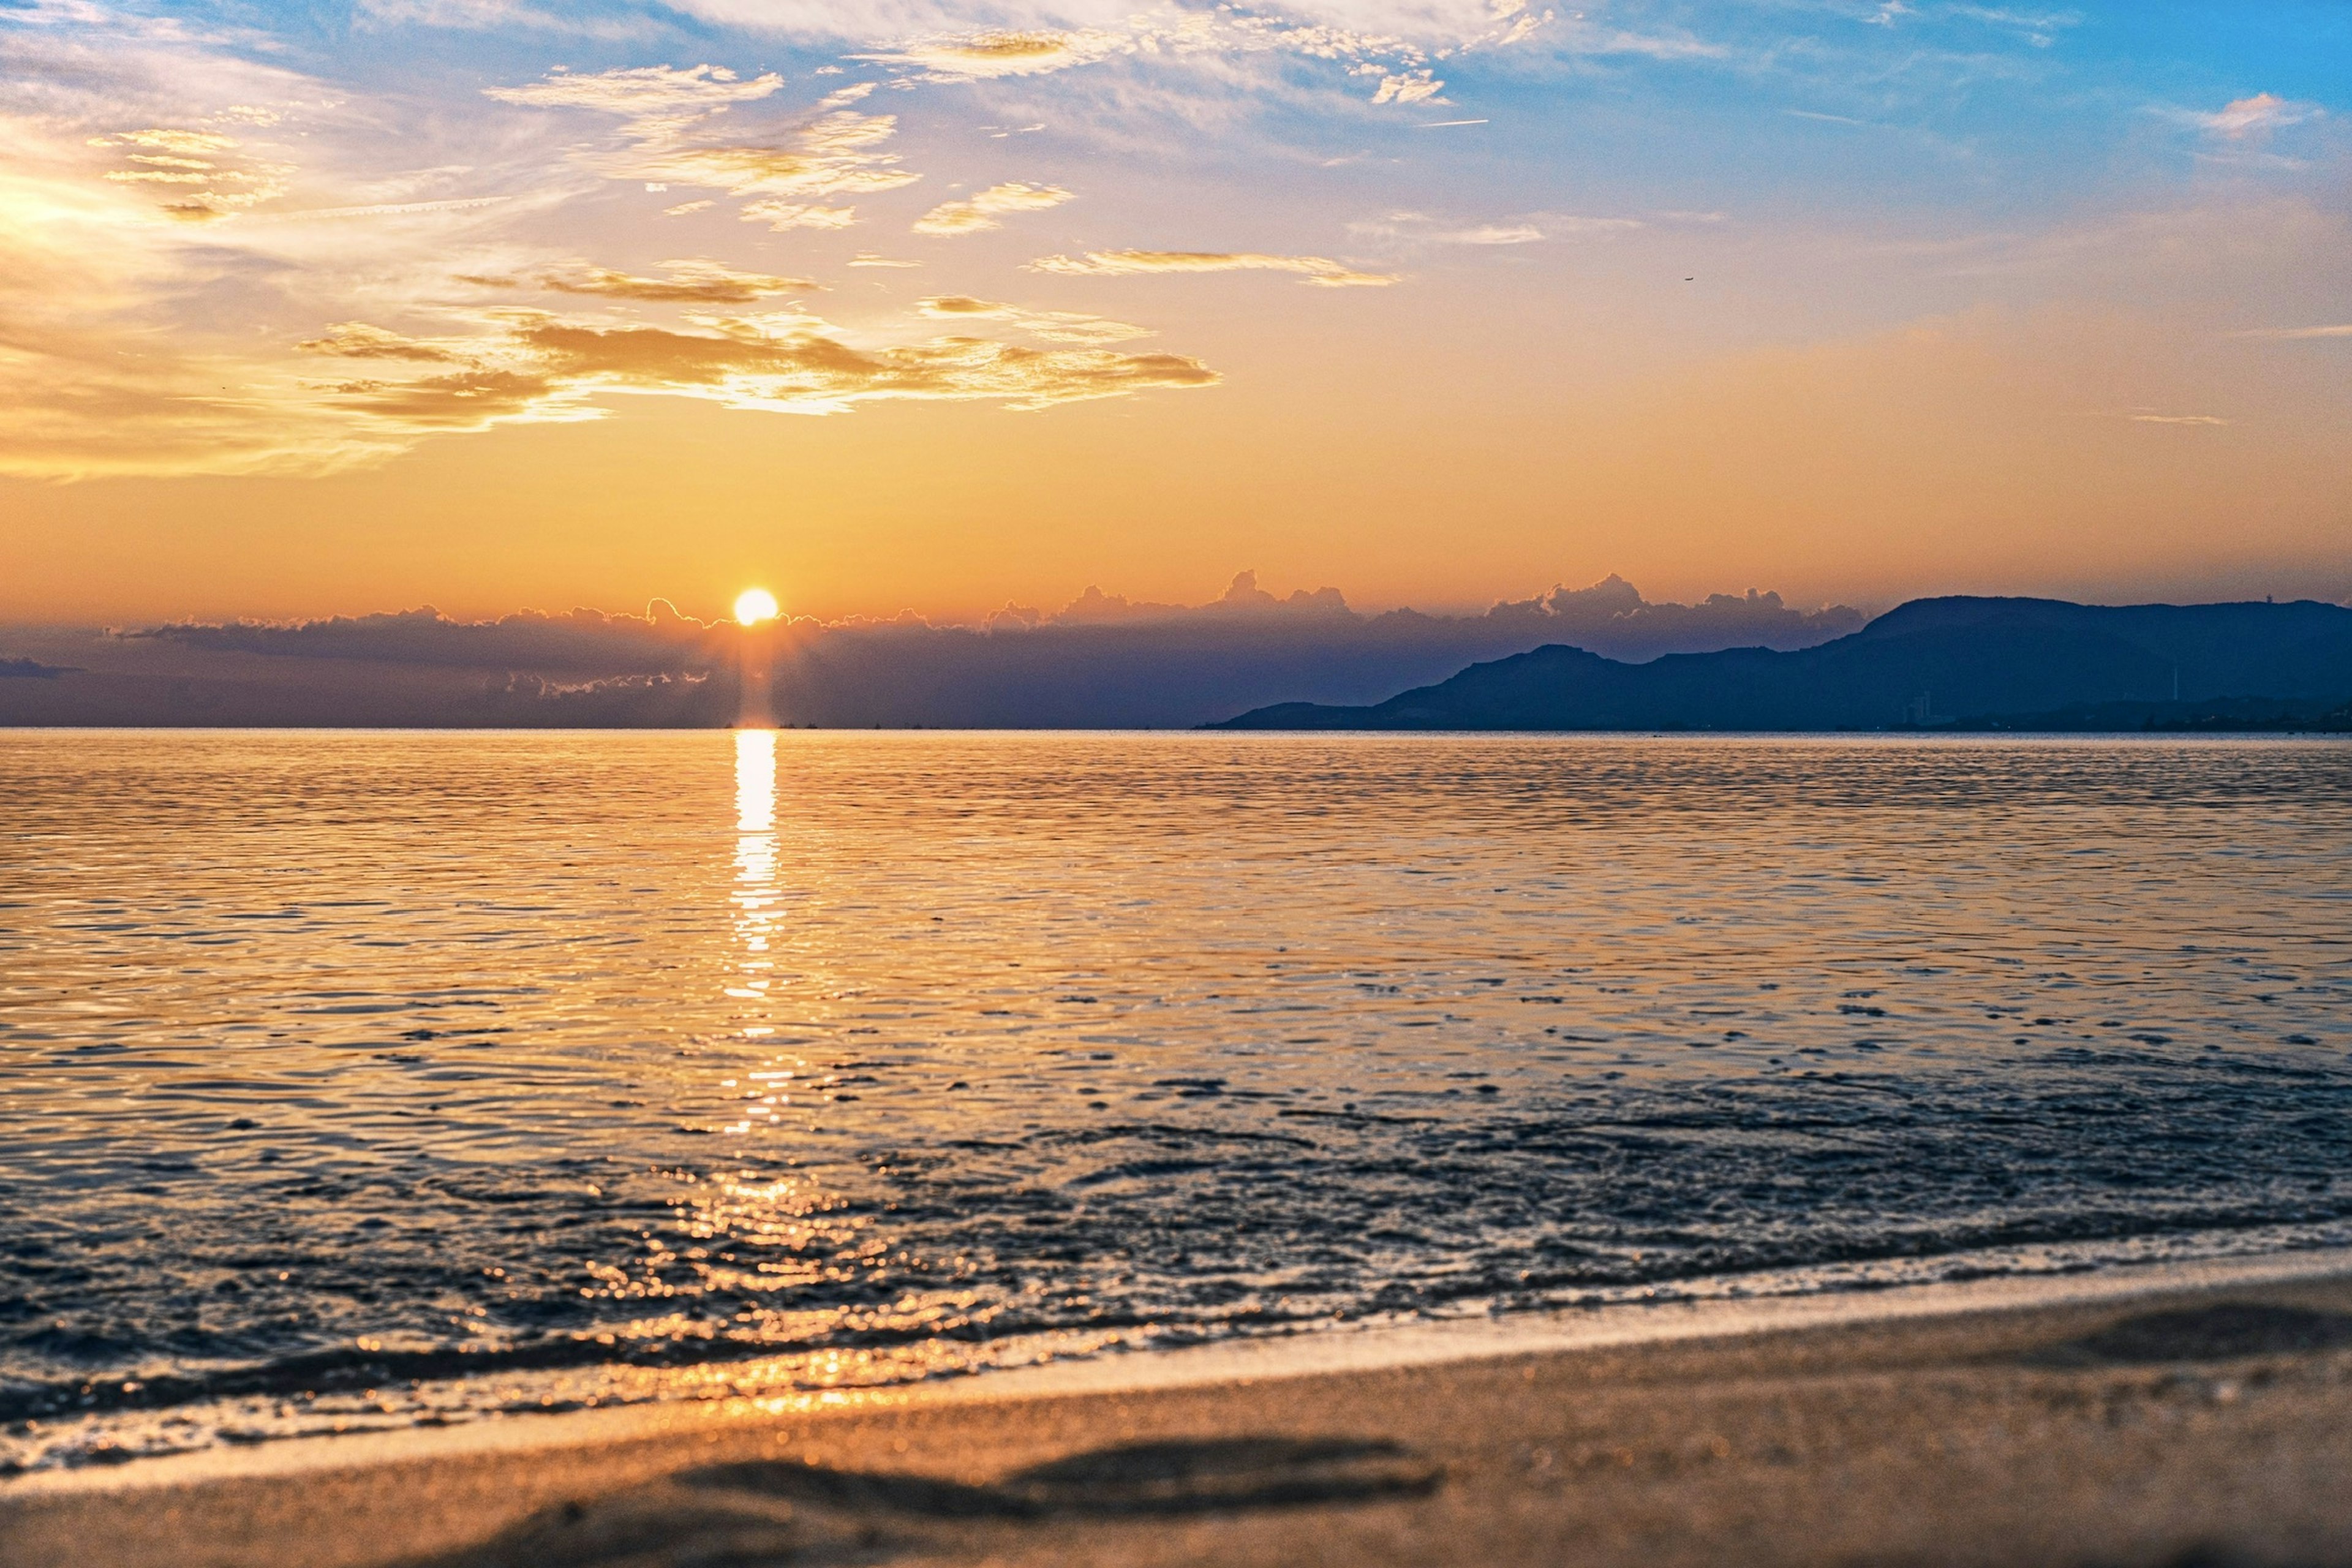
1209;597;2352;731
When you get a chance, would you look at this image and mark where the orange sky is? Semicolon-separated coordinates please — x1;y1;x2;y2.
2;2;2346;627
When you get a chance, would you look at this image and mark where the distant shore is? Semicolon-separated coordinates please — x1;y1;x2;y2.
12;1249;2352;1568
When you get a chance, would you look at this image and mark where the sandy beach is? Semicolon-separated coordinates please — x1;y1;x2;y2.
10;1254;2352;1568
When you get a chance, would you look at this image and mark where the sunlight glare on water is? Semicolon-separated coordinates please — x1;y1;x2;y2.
2;729;2349;1471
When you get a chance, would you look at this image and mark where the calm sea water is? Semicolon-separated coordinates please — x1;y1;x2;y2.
4;731;2350;1470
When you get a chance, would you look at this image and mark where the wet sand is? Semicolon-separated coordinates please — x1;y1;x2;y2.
10;1261;2352;1568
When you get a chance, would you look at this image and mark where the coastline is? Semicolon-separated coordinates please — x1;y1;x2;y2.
13;1246;2352;1566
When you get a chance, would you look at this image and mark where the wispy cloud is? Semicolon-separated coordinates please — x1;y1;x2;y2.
2191;92;2323;139
916;295;1151;344
357;0;632;34
2233;324;2352;341
1947;6;2081;48
87;126;291;223
739;199;859;230
469;258;821;303
300;307;1219;425
484;62;783;122
486;66;920;208
1439;224;1543;244
1352;209;1635;247
855;29;1125;81
1029;250;1396;287
913;181;1074;236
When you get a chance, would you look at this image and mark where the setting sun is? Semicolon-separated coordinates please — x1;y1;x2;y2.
733;587;779;627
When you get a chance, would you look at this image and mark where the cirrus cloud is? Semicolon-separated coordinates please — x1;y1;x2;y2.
916;294;1151;344
301;306;1218;428
855;29;1126;81
913;181;1074;236
88;126;291;222
486;66;921;207
740;198;860;229
469;258;821;303
2191;92;2323;139
1028;249;1397;286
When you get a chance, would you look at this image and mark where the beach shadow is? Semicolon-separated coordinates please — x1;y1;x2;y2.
411;1434;1440;1567
687;1434;1439;1518
2079;1545;2352;1568
2026;1302;2352;1368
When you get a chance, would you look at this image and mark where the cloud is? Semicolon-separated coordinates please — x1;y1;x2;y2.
913;181;1074;236
486;67;919;203
258;195;515;221
916;295;1151;344
356;0;613;31
482;63;783;122
2;14;1263;483
2193;93;2323;139
2234;324;2352;341
740;199;860;229
0;72;415;479
87;126;291;222
856;29;1126;81
1370;70;1446;106
1441;224;1543;244
671;0;1564;75
634;112;919;200
40;573;1866;729
1351;209;1624;248
1028;250;1396;286
303;307;1219;430
298;323;472;362
458;258;823;303
2128;413;2230;426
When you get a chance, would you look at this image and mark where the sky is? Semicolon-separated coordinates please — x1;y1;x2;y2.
1;0;2346;628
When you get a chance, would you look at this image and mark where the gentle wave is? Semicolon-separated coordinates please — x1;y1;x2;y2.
2;731;2348;1471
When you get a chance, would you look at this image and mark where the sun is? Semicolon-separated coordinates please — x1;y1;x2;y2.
733;587;779;627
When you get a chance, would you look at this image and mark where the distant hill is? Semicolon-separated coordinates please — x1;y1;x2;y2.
1209;597;2352;732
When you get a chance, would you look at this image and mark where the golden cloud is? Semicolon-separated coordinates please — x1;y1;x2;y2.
639;114;918;199
483;63;783;121
95;129;240;155
916;295;1151;345
740;199;859;231
309;309;1217;429
913;181;1074;237
856;29;1125;82
88;126;290;222
488;68;918;204
533;258;820;302
1028;250;1396;287
298;322;471;361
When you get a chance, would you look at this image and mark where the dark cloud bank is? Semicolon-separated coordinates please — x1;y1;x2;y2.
0;574;1865;729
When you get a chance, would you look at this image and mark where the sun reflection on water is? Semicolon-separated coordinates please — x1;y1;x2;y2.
730;729;778;1037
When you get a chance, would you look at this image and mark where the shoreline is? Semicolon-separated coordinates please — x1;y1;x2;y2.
12;1245;2352;1566
14;1240;2352;1500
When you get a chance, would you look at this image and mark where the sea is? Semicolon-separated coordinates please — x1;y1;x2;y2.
3;730;2349;1472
